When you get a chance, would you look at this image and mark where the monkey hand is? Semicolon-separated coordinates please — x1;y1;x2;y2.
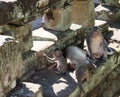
43;53;47;56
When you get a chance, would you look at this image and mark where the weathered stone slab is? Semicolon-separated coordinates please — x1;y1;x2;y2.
101;0;120;8
86;63;120;97
43;3;72;31
95;5;120;23
95;19;109;33
0;0;66;25
71;0;95;28
43;24;83;54
21;50;38;80
0;24;33;53
0;35;22;97
7;82;43;97
106;22;120;52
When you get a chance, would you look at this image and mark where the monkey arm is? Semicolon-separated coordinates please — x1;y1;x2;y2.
43;54;55;63
86;38;93;58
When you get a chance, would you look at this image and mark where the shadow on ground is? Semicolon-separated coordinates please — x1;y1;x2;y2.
26;68;78;97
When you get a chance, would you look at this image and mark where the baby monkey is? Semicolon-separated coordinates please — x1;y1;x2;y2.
43;49;67;74
86;26;107;62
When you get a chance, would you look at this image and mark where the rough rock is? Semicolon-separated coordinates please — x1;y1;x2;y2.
0;24;33;53
0;35;22;97
71;0;95;28
101;0;120;8
43;3;72;31
95;19;109;33
0;0;66;25
95;5;120;23
86;64;120;97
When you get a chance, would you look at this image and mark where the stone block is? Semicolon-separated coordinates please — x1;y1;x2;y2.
71;0;95;28
0;35;22;97
95;19;109;33
101;0;120;8
0;0;66;25
95;5;120;23
21;50;38;80
86;64;120;97
43;3;72;31
0;24;33;53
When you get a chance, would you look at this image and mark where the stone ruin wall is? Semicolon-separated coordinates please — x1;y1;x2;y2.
0;0;120;97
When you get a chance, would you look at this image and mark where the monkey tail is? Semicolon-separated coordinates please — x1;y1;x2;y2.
78;79;85;97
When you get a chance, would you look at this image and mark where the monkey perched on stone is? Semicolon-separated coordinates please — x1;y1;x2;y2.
65;46;90;69
43;49;67;74
86;26;107;62
65;46;91;96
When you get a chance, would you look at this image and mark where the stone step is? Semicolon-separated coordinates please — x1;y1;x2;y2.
7;82;43;97
95;19;109;33
31;23;82;52
101;0;120;8
105;21;120;52
95;4;120;23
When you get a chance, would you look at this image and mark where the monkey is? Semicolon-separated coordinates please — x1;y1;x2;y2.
75;64;90;96
65;46;90;69
43;49;67;74
65;45;97;73
65;46;91;96
86;26;107;63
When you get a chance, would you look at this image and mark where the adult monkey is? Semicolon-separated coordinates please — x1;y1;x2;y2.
86;26;107;62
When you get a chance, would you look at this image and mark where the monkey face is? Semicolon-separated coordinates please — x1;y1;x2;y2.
53;50;62;57
91;26;102;37
92;31;99;37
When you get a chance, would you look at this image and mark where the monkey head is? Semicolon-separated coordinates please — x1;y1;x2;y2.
91;26;102;37
53;49;62;58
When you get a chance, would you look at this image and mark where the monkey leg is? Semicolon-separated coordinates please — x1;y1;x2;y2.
47;63;57;70
85;70;90;82
103;48;107;62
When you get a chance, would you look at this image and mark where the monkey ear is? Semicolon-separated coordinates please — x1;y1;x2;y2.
91;26;98;32
92;26;103;33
